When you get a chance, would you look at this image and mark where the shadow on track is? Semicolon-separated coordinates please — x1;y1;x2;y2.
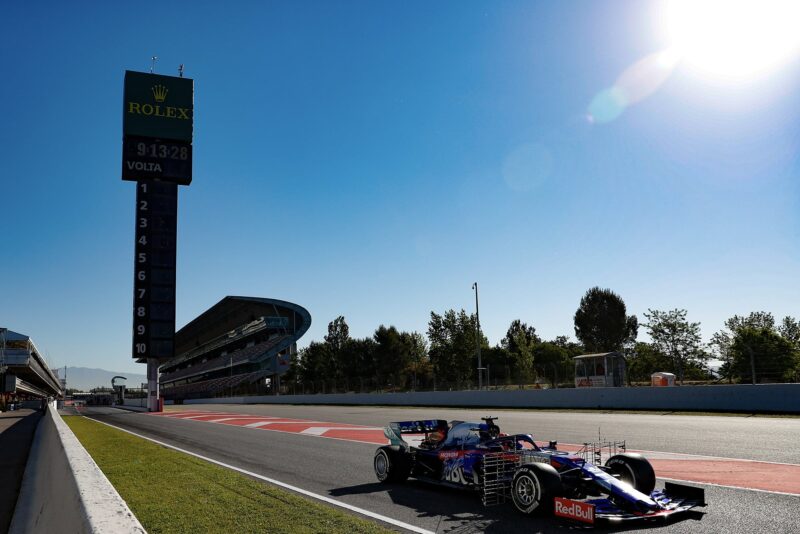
330;481;705;533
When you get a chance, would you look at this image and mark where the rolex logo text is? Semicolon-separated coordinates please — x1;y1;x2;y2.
127;102;191;120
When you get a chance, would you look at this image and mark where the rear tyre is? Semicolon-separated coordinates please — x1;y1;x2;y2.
605;453;656;494
511;463;561;515
374;446;411;483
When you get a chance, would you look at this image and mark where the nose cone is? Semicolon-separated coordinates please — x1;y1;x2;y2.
634;497;660;513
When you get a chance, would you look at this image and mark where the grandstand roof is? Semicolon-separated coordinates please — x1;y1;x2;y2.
174;296;311;356
2;329;30;342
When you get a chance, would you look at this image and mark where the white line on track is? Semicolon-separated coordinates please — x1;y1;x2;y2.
177;414;231;419
202;417;285;423
300;426;383;435
658;476;800;498
83;416;435;534
156;412;230;417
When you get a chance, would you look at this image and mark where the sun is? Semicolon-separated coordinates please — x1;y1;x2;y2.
663;0;800;80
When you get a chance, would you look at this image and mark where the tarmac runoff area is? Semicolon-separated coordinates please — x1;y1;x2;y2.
145;410;800;496
75;404;800;533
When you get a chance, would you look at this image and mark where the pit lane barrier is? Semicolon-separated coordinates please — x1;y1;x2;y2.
9;403;145;533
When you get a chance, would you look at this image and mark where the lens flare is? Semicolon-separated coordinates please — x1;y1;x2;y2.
588;49;680;123
588;1;800;123
664;0;800;80
503;143;554;192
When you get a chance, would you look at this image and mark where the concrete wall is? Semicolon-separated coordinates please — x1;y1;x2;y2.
9;405;145;534
184;384;800;413
122;397;147;408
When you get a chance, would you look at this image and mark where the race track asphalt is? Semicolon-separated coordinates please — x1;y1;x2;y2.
75;405;800;533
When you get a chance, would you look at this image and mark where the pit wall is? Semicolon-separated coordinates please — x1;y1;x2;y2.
9;404;145;534
177;384;800;413
121;397;147;408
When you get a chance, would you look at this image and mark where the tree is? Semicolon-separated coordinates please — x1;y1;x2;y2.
401;331;431;390
325;316;350;351
779;316;800;348
283;351;301;386
502;320;540;353
573;287;638;352
373;325;411;389
711;312;776;381
551;335;585;357
337;337;377;390
533;342;570;387
298;341;333;388
501;320;540;381
340;337;378;391
642;309;706;384
626;342;671;384
730;327;798;383
478;345;513;385
427;309;487;386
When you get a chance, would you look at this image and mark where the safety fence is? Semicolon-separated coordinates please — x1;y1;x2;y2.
179;383;800;414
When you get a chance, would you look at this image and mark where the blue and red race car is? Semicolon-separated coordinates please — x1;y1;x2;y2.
373;417;706;525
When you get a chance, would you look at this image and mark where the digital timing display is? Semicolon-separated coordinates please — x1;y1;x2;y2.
122;135;192;185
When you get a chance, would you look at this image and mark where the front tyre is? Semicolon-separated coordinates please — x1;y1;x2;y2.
511;463;561;515
374;446;410;483
605;453;656;494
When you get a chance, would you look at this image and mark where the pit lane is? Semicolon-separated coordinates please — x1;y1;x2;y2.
73;405;800;533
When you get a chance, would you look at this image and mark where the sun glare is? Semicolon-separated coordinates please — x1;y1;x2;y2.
664;0;800;80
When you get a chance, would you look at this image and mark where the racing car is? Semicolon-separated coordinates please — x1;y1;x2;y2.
372;417;705;525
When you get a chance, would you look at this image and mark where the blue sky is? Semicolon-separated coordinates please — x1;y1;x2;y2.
2;1;799;374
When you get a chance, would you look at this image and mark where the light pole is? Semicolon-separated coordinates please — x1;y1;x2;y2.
229;354;233;398
472;282;482;390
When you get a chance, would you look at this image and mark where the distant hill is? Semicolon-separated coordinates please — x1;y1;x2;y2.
63;367;148;391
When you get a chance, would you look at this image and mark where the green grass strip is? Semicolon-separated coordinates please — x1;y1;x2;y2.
63;416;391;534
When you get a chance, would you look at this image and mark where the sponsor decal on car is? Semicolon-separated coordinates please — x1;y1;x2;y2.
438;450;465;460
442;458;469;484
554;497;595;525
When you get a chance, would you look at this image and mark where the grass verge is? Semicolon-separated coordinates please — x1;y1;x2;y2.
63;416;391;534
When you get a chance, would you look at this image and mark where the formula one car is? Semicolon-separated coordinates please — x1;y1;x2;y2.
372;417;705;525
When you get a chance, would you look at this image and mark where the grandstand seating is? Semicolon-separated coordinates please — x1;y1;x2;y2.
160;336;290;384
158;297;311;401
161;370;271;400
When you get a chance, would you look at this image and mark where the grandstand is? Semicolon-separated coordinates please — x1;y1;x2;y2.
159;296;311;401
0;328;63;402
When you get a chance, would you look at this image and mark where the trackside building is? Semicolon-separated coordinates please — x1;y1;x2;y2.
1;328;63;401
159;296;310;401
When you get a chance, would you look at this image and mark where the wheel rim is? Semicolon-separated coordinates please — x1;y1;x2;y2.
375;452;388;477
515;475;537;506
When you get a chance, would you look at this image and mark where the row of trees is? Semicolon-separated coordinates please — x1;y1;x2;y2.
575;287;800;384
287;287;800;392
288;311;582;392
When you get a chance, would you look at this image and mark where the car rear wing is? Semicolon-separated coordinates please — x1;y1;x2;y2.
385;420;448;448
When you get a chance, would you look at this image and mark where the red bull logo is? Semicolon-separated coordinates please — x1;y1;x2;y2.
554;497;595;524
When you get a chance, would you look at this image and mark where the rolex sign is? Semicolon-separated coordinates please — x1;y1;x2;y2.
123;71;193;142
123;71;193;184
